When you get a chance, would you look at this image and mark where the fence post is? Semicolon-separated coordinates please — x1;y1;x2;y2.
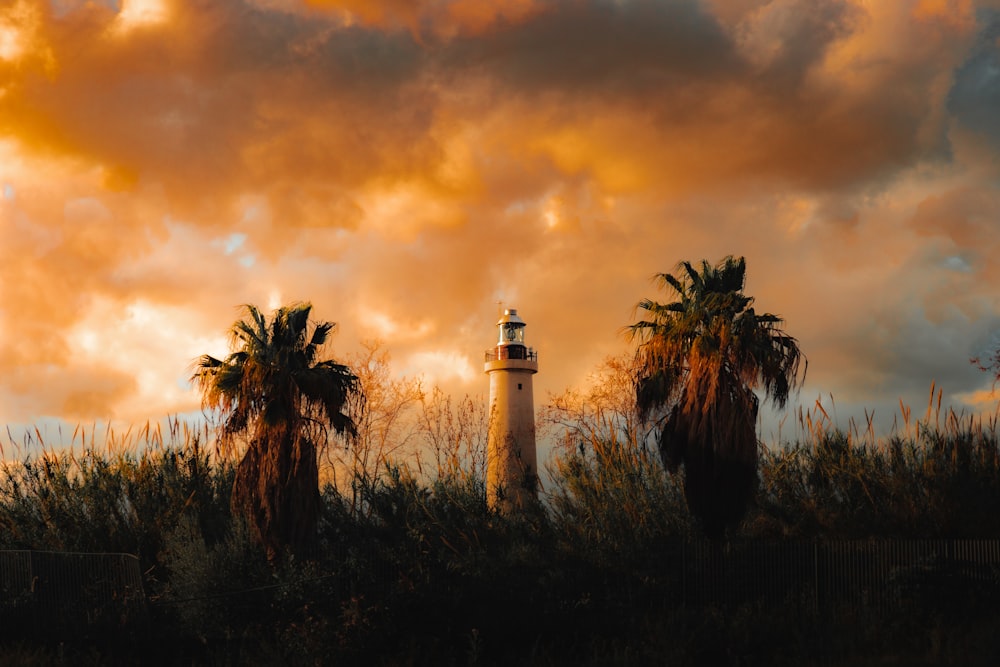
813;540;820;614
681;538;687;607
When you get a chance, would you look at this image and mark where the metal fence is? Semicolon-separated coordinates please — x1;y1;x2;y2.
0;550;147;640
2;540;998;640
681;539;1000;611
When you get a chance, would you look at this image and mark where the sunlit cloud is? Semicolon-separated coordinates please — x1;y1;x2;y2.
0;23;25;63
0;0;55;76
404;349;476;386
0;0;37;63
266;289;283;311
112;0;171;34
357;183;466;239
64;297;228;421
955;388;1000;409
358;308;435;341
302;0;543;37
0;0;999;440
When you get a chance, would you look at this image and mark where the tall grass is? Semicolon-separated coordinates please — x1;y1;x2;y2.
0;418;234;576
751;386;1000;538
3;384;1000;664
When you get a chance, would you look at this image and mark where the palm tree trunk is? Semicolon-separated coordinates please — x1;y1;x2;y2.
232;433;320;559
660;390;759;540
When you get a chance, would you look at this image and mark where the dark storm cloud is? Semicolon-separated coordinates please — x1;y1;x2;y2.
948;9;1000;148
440;0;742;93
429;0;952;194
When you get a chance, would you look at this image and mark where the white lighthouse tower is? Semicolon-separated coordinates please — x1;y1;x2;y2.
484;308;538;511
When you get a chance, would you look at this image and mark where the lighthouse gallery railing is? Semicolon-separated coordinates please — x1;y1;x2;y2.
484;347;537;362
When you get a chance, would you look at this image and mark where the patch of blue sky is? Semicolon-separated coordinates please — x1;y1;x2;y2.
6;413;217;457
943;255;973;272
206;231;256;265
222;232;247;255
2;184;13;201
5;416;93;454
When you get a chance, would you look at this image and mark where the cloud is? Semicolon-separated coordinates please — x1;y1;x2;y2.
1;0;1000;440
301;0;544;37
948;9;1000;148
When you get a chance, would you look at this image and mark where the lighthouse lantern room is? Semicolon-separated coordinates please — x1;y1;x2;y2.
498;310;526;345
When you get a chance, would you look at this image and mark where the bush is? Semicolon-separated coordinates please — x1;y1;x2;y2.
4;409;1000;664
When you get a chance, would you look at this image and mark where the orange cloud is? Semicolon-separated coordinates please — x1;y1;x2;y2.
2;0;1000;439
302;0;543;37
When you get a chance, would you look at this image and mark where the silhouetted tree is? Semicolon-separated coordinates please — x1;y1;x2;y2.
193;303;360;557
628;256;804;538
972;344;1000;387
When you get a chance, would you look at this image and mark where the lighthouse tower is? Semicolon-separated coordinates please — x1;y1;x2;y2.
484;308;538;511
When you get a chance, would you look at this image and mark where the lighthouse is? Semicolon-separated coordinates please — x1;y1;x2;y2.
484;308;538;511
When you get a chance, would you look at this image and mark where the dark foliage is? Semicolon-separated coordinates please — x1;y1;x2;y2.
3;417;1000;664
629;256;805;538
193;303;360;558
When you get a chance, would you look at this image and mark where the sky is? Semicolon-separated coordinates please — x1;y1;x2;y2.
2;0;1000;449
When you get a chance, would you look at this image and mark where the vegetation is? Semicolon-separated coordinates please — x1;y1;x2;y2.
3;292;1000;664
752;399;1000;539
1;376;999;664
192;303;360;558
628;256;805;538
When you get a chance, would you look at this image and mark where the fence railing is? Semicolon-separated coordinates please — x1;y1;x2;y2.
0;550;147;640
3;539;998;640
680;539;1000;610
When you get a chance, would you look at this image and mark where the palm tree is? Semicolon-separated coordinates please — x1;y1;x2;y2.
193;303;360;557
628;256;805;538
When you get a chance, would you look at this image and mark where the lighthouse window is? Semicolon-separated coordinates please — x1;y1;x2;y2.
518;383;523;390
